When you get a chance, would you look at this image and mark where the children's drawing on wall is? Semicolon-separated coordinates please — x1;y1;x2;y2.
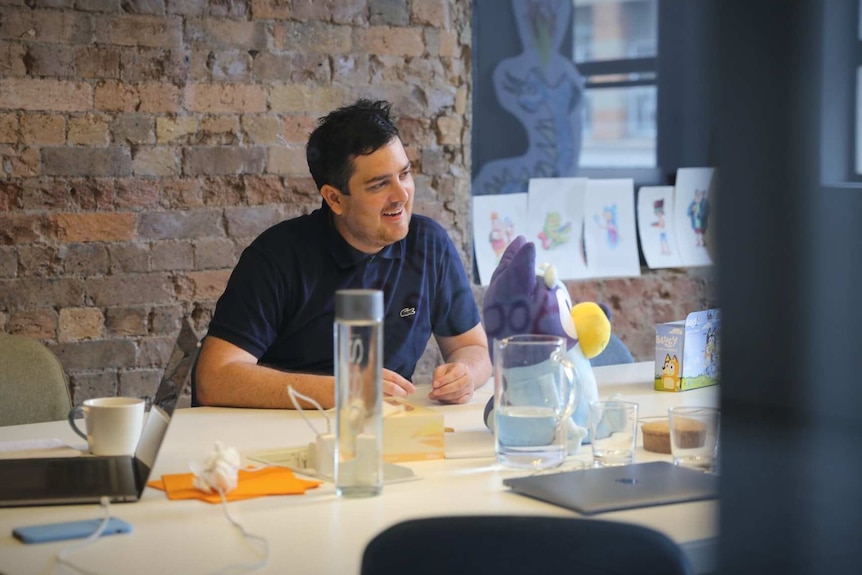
673;167;715;267
637;185;684;268
593;205;619;249
472;0;585;197
473;193;528;285
526;177;589;280
583;179;641;278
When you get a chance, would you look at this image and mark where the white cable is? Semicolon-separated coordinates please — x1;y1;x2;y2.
191;443;271;575
55;496;112;575
287;385;331;436
206;488;271;575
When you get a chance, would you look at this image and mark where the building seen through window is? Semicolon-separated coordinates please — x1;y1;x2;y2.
574;0;658;168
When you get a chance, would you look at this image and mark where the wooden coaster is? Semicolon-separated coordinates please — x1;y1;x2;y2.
641;419;671;454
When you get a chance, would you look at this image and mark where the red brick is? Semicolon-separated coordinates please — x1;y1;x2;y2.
244;175;285;205
0;277;85;310
120;48;190;85
161;178;203;208
59;307;104;342
94;15;183;49
105;307;149;337
0;113;18;144
1;9;93;44
75;46;121;79
137;208;224;240
186;18;267;50
20;177;72;210
138;83;182;113
86;273;173;306
67;178;116;211
412;0;449;28
8;309;58;340
0;214;50;245
0;145;38;177
357;27;424;56
67;114;111;146
269;84;345;114
0;180;21;212
114;178;161;209
184;269;232;300
63;242;110;275
0;79;92;112
93;81;140;112
251;0;291;19
281;114;316;143
185;84;267;114
42;147;132;177
267;146;307;175
20;114;65;145
183;146;265;176
133;146;180;177
276;21;351;53
198;115;241;145
151;239;194;271
54;212;137;243
24;44;76;78
53;340;136;371
0;41;27;77
291;0;334;20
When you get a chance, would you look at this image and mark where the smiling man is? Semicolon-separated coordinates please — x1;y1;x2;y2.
194;100;491;409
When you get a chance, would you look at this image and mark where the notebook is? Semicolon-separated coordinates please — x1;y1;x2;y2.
503;461;719;515
0;319;200;508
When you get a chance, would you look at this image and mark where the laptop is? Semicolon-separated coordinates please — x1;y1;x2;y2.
0;319;200;508
503;461;719;515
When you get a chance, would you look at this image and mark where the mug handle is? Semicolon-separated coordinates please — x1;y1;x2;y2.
67;405;88;440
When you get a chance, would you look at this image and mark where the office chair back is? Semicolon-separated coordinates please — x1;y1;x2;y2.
0;334;72;426
361;515;694;575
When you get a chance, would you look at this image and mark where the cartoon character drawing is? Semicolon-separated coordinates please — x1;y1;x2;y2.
651;198;671;255
472;0;585;196
489;212;515;261
594;205;619;248
661;353;680;391
687;189;711;247
704;327;719;377
537;211;572;250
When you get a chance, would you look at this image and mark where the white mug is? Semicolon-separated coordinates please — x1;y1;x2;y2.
68;397;146;456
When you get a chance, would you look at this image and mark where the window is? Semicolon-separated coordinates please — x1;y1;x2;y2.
573;0;658;168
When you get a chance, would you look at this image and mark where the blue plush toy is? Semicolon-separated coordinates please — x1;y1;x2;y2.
482;236;612;452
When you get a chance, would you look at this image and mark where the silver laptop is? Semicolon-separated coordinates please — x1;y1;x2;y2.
503;461;719;515
0;320;200;508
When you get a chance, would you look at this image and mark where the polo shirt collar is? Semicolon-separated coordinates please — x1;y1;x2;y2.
322;207;404;269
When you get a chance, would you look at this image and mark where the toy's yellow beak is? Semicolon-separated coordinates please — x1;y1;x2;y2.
570;302;611;359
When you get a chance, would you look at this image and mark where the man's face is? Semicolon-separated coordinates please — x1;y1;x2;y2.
328;138;414;254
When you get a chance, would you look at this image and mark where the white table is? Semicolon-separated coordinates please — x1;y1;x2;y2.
0;362;719;575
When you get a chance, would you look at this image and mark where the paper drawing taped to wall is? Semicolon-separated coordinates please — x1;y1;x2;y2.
473;193;528;285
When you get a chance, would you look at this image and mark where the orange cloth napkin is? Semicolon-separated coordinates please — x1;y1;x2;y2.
148;466;322;503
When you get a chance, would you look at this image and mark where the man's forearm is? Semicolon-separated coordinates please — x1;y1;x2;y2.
197;360;334;409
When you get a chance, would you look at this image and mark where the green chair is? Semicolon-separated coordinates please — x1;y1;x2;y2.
0;334;72;426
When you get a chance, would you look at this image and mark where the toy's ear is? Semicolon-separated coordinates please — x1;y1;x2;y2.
483;236;536;349
487;235;533;296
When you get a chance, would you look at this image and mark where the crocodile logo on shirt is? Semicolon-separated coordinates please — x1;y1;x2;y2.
400;307;416;318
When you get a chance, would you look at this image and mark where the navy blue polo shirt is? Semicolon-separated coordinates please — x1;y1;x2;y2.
206;207;480;380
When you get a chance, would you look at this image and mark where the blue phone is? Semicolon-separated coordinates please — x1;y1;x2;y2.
13;518;132;544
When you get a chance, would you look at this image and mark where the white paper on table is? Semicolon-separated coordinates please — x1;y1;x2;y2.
583;179;641;278
473;193;529;285
637;185;685;269
526;177;590;280
673;167;715;267
0;438;82;459
444;430;496;459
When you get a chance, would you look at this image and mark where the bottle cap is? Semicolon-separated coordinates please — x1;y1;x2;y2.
335;289;383;322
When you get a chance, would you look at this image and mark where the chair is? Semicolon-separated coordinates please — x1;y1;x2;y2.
0;334;72;426
361;515;694;575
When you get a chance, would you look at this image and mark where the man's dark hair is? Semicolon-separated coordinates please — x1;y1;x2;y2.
306;99;400;195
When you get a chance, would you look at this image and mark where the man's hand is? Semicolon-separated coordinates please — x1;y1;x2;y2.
383;368;416;398
428;362;474;404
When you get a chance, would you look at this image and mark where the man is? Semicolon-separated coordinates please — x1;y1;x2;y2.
195;100;491;409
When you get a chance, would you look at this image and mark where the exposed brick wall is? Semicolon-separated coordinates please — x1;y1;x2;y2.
0;0;713;407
